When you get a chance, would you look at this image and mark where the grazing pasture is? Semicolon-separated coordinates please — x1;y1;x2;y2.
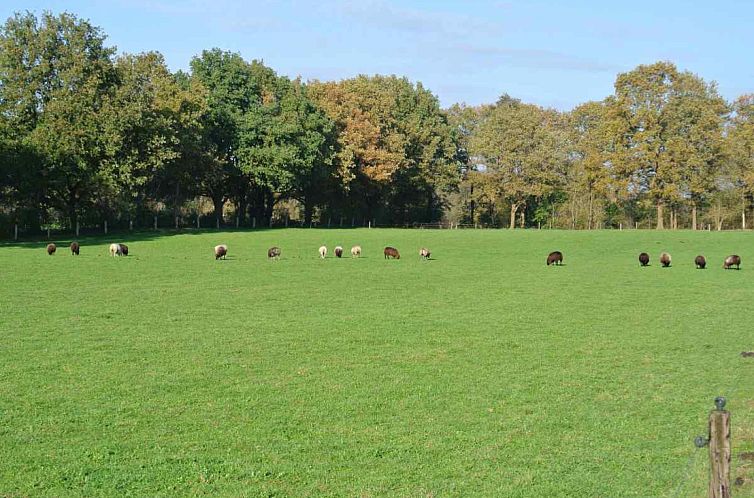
0;229;753;497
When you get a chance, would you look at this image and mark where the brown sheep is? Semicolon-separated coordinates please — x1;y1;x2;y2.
214;244;228;260
119;244;129;256
723;255;741;270
419;248;430;260
384;246;400;259
70;242;80;255
639;252;649;266
334;246;343;258
546;251;563;266
660;252;671;268
268;246;281;260
695;255;706;269
46;243;56;255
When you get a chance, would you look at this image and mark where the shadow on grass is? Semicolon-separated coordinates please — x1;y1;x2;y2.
0;226;383;250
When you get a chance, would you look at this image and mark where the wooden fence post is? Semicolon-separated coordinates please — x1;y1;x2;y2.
252;217;256;229
196;216;200;229
154;215;158;230
14;223;18;240
75;221;80;237
708;396;731;498
104;220;108;235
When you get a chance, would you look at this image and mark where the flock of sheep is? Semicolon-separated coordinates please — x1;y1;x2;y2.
545;250;742;269
216;244;431;260
636;251;741;270
43;242;742;269
44;241;431;261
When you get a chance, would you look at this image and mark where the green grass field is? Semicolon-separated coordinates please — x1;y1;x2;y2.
1;228;753;497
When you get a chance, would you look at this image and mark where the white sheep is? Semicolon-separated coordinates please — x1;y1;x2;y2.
351;245;361;258
319;245;327;259
109;243;122;257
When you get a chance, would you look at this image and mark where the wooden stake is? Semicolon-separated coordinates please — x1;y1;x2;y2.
104;220;108;234
708;407;731;498
14;223;18;240
154;215;158;230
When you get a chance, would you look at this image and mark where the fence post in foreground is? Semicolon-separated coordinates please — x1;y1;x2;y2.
104;220;108;235
696;397;731;498
708;396;731;498
252;217;256;229
76;221;80;237
14;223;18;240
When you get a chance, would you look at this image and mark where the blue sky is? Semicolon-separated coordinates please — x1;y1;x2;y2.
5;0;754;110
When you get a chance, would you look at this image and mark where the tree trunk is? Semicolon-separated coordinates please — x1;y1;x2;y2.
67;188;78;233
509;204;517;230
173;183;181;228
519;208;525;228
588;190;594;230
743;196;747;230
264;190;275;226
212;196;224;226
656;202;664;230
303;199;314;226
692;204;697;231
469;183;475;223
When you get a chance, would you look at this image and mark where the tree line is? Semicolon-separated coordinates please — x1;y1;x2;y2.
1;11;753;236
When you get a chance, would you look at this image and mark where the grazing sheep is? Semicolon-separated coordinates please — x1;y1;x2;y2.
351;245;362;258
384;246;400;259
109;243;122;256
639;252;649;266
70;242;80;255
695;255;706;269
214;244;228;260
723;254;741;270
268;246;281;260
546;251;563;266
334;246;343;258
660;252;671;268
319;245;327;259
119;244;129;256
46;243;56;255
419;248;430;260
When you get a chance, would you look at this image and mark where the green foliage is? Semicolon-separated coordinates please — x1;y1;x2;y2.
470;97;568;227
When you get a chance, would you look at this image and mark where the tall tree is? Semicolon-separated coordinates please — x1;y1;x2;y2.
727;94;754;229
606;61;726;229
470;96;568;229
308;75;459;223
103;52;206;224
0;11;118;229
569;101;612;229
